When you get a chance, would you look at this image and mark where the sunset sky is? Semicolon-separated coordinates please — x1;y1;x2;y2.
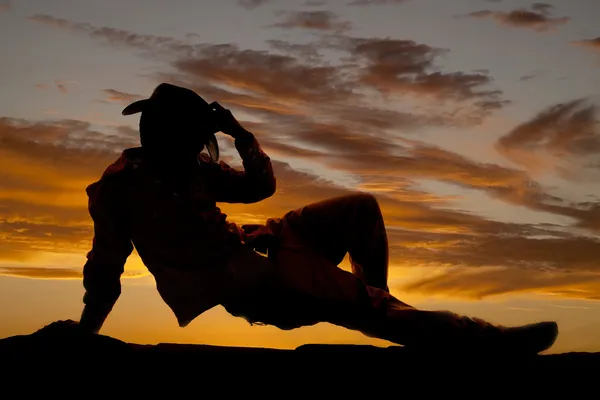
1;0;600;354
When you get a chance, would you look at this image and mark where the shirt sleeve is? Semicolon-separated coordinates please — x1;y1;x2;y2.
208;133;276;204
82;178;134;315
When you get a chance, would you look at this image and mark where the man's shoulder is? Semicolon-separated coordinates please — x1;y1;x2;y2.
86;147;142;198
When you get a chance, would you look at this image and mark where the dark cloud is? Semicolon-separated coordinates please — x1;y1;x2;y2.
495;99;600;176
172;46;355;104
519;73;538;82
272;10;351;32
348;0;408;5
238;0;272;9
466;7;570;32
55;80;68;94
531;3;553;15
332;36;508;119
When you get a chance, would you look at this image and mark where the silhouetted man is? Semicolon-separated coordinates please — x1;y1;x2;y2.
79;83;558;354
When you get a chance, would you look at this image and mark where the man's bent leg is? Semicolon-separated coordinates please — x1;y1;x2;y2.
280;193;389;291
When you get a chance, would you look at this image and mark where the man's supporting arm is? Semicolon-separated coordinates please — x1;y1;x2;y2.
79;180;133;334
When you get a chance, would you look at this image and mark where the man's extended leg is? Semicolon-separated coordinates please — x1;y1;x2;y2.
258;244;557;354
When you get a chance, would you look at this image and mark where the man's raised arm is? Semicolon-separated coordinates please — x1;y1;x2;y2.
208;130;276;204
205;105;276;204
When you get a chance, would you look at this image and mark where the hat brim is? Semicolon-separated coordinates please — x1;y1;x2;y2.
205;134;219;162
122;99;150;115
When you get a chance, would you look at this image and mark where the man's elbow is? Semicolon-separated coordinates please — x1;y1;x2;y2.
262;178;276;199
244;178;276;203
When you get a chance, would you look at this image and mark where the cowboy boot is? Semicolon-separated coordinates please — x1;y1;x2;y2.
400;311;559;356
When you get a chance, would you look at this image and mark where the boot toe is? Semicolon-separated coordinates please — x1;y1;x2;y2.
505;321;559;354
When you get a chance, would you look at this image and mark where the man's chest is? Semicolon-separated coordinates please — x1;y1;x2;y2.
125;172;224;236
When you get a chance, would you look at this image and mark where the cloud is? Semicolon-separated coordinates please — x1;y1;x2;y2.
531;3;553;14
0;266;147;280
266;39;323;62
238;0;272;9
519;70;546;82
103;89;143;104
28;14;509;126
0;117;139;260
349;0;408;5
272;10;351;32
398;267;600;301
495;98;600;178
304;0;327;5
0;1;9;12
34;80;75;94
55;80;68;94
331;36;509;120
466;6;570;32
572;37;600;52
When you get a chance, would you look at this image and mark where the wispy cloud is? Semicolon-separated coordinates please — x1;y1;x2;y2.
55;80;68;94
238;0;272;9
465;5;570;32
102;89;143;104
348;0;408;5
398;267;600;301
0;266;147;280
272;10;352;32
572;37;600;52
495;98;600;178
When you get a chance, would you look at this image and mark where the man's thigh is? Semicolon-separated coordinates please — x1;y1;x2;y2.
222;245;368;330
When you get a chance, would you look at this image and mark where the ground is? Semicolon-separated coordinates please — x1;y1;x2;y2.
1;320;598;389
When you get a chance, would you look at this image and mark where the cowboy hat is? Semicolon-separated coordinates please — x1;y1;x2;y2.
122;83;220;162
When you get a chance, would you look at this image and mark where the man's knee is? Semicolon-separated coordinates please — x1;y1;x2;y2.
350;192;381;213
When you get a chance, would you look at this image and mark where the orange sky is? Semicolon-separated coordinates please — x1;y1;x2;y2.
1;0;600;353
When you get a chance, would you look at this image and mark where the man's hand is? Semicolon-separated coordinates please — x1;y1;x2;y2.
211;102;252;139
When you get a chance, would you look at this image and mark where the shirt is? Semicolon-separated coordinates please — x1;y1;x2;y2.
82;133;277;327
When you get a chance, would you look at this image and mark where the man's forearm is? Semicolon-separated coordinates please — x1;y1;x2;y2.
234;131;275;189
79;302;113;334
80;267;121;334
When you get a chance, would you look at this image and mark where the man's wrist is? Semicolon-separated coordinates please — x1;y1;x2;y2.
79;303;110;334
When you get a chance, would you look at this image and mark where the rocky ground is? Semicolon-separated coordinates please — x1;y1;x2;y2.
1;320;599;384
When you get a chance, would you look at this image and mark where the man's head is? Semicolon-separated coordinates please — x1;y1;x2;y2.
122;83;220;162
